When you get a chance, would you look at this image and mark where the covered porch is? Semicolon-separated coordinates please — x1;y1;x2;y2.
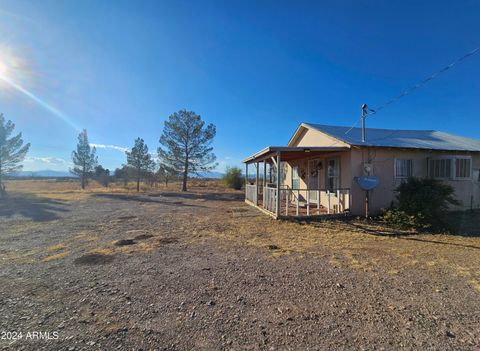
243;146;352;219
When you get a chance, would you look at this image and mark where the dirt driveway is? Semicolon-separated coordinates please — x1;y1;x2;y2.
1;183;479;350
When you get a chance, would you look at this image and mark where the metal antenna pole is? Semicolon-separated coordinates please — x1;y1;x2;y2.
361;104;367;143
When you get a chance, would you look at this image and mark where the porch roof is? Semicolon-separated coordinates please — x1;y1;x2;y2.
242;146;349;163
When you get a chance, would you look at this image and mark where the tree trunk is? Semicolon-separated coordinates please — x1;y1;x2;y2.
81;163;86;190
182;167;188;192
0;173;4;198
136;177;140;192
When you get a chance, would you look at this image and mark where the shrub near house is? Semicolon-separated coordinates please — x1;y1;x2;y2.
383;177;459;231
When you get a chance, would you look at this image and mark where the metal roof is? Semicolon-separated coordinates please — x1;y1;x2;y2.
242;146;349;163
304;123;480;152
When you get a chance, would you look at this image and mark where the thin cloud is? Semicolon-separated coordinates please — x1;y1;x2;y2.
22;156;73;171
24;156;70;165
90;143;128;153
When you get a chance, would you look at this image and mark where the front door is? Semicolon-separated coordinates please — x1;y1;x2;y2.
308;159;320;200
326;157;340;191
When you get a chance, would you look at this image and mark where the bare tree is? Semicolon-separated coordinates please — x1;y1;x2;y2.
158;110;217;191
0;114;30;197
71;129;97;189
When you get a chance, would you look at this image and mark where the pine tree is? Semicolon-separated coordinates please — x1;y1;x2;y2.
157;163;178;188
71;129;97;189
158;110;217;191
0;114;30;197
126;138;155;192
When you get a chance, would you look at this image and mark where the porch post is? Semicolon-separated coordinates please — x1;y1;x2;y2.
255;162;259;206
263;160;267;207
276;152;281;218
245;163;248;198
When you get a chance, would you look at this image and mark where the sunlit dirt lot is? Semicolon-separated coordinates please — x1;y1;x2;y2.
1;179;479;350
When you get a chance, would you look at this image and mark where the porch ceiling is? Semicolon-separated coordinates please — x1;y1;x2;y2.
242;146;349;163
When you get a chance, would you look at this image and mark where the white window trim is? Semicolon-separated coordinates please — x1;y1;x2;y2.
428;155;472;181
394;158;413;179
453;156;473;180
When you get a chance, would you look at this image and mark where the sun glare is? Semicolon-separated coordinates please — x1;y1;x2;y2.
0;59;8;78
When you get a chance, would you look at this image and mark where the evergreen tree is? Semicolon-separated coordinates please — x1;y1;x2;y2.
158;110;217;191
94;165;110;187
157;163;178;188
126;138;155;192
71;129;97;189
0;114;30;197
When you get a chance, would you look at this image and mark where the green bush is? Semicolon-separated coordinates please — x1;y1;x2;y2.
383;177;459;231
382;209;428;230
223;166;243;190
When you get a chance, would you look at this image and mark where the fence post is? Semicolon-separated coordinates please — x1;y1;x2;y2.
296;189;299;216
327;190;331;214
337;189;341;213
347;188;351;212
285;189;289;216
317;190;321;215
306;189;310;216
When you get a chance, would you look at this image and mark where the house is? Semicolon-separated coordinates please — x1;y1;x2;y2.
243;123;480;218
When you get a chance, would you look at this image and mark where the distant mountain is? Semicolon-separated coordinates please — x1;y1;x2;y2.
195;171;224;179
9;170;75;178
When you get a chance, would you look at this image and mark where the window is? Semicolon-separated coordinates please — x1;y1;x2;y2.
428;157;472;180
395;159;413;179
428;158;452;179
326;158;340;191
455;158;471;178
292;166;299;189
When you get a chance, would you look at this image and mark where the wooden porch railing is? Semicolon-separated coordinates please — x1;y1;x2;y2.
246;183;351;218
246;184;257;204
279;188;351;217
264;186;277;213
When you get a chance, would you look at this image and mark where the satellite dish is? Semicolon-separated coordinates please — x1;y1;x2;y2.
355;176;380;190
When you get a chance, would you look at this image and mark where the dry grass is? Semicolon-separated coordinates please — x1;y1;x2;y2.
42;251;70;262
3;179;230;201
47;243;67;252
191;207;480;291
3;179;479;292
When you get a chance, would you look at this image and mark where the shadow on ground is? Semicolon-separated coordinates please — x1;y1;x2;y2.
92;193;208;208
0;194;69;221
160;191;244;202
347;222;480;250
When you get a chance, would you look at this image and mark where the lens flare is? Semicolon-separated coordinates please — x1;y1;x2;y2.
0;60;7;76
0;44;80;131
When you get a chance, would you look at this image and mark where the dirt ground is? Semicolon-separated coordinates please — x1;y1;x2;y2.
1;180;479;350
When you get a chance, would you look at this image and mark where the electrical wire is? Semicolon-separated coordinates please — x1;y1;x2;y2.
371;46;480;115
344;46;480;135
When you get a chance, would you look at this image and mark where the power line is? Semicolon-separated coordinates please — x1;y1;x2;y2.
344;46;480;135
370;46;480;115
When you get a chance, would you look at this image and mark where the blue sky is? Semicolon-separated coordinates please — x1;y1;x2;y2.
0;0;479;172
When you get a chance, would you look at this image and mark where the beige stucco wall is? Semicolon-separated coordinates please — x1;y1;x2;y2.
349;148;480;215
289;126;350;148
285;125;480;215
